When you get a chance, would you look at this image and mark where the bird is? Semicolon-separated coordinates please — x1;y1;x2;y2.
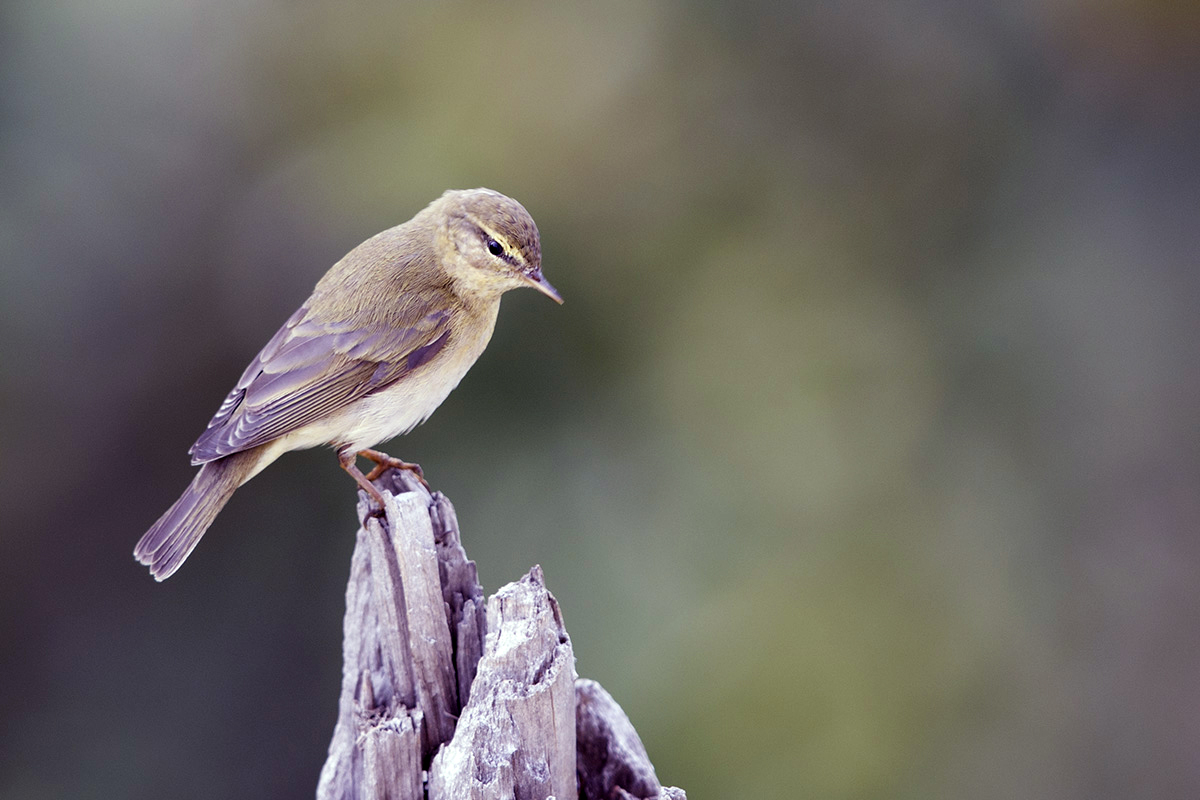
134;188;561;581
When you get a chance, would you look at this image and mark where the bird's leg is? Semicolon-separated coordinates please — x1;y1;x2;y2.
358;448;428;486
337;448;389;509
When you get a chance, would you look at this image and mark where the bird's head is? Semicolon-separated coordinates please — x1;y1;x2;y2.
437;188;562;304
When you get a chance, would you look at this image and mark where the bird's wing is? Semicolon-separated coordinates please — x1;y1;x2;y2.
188;302;452;463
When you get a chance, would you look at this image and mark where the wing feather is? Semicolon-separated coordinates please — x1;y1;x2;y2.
189;303;451;463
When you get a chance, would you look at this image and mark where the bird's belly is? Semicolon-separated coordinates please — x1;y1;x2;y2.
327;365;469;450
270;313;496;462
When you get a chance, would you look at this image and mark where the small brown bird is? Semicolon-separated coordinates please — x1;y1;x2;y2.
135;189;561;580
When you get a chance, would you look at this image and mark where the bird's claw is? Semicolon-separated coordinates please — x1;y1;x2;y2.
358;449;428;488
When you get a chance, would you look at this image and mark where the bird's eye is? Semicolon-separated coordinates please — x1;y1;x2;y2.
486;238;504;257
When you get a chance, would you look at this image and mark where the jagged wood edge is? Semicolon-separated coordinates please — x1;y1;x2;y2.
317;468;685;800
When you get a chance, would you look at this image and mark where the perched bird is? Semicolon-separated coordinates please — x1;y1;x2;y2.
134;188;561;581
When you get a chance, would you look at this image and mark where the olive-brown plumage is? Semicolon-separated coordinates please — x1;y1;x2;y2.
135;189;561;580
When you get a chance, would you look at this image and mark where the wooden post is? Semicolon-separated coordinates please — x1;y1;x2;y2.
316;469;685;800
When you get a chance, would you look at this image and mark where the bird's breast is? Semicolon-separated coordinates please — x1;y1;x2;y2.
305;303;501;454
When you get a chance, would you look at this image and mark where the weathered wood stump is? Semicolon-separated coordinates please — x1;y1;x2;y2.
316;469;684;800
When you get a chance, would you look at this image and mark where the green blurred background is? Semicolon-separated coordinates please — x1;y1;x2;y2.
2;1;1198;798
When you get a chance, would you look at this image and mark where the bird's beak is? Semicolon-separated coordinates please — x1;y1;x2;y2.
524;270;564;304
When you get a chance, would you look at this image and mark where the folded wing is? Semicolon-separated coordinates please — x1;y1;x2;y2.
189;303;451;463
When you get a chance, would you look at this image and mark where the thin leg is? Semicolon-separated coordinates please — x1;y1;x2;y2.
358;448;427;486
338;449;388;508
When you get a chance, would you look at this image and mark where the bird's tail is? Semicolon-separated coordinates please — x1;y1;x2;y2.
134;450;260;581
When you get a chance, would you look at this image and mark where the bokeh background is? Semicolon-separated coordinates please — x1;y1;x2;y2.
2;1;1199;798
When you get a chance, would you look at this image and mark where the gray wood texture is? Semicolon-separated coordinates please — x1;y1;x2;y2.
316;468;684;800
576;680;686;800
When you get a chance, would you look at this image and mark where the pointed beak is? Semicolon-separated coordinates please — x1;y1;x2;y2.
523;270;564;304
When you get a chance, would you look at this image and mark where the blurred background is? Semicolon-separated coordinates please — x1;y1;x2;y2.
2;0;1198;797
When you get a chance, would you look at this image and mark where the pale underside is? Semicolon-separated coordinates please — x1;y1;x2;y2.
188;296;502;485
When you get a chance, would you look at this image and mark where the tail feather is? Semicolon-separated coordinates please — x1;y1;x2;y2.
135;450;259;581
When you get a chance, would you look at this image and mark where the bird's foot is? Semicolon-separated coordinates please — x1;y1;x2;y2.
337;451;390;510
358;448;428;488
